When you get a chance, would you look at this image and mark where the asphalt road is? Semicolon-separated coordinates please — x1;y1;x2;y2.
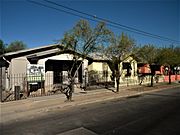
1;87;180;135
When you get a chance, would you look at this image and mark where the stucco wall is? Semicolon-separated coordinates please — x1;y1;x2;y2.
10;57;29;75
88;62;112;82
120;57;138;79
38;53;89;92
6;57;29;91
88;62;111;72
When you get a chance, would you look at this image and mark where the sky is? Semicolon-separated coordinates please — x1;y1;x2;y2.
1;0;180;48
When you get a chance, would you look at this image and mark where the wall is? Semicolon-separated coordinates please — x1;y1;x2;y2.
164;75;180;82
38;53;89;92
138;64;151;74
11;57;29;74
6;57;29;91
119;56;138;85
88;62;112;82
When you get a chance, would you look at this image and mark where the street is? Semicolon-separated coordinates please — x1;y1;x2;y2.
1;87;180;135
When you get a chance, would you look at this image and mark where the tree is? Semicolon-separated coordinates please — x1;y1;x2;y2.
156;46;180;84
5;40;27;53
61;19;112;101
0;40;5;55
174;46;180;65
136;44;158;86
105;33;135;92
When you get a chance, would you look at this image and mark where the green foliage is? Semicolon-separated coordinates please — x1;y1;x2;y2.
105;33;135;71
173;46;180;65
136;44;158;64
135;44;180;86
60;19;112;100
5;40;27;53
104;32;135;92
155;46;180;67
132;44;159;86
61;19;112;57
0;39;5;55
0;40;27;54
106;33;135;61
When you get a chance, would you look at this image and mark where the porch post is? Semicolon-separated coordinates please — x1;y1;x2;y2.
0;66;6;102
0;67;2;102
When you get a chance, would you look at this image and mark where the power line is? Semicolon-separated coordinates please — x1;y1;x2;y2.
27;0;180;44
27;1;149;37
27;0;94;21
44;0;179;44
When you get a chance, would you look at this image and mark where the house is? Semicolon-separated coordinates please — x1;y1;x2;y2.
137;63;165;83
88;55;138;86
137;63;151;74
163;65;180;82
0;44;90;101
88;59;113;86
119;55;138;86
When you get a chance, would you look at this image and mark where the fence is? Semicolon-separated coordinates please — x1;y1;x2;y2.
87;71;115;89
0;74;27;102
0;71;115;102
1;72;170;102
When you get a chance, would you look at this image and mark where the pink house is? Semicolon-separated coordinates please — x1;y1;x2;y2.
137;63;163;74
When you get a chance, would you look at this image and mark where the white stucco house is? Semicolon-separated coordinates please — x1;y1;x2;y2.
0;44;90;99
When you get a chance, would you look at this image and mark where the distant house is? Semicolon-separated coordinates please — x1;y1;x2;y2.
137;63;164;75
119;55;138;86
88;59;112;85
88;55;138;86
137;63;151;74
137;63;165;83
163;65;180;82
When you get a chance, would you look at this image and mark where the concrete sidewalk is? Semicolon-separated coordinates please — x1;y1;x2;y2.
1;83;180;124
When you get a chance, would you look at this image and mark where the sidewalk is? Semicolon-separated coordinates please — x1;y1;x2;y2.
1;83;180;123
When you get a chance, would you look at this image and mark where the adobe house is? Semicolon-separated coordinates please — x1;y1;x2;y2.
0;44;90;101
137;63;164;84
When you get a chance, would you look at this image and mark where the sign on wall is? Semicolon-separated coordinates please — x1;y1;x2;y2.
27;64;45;82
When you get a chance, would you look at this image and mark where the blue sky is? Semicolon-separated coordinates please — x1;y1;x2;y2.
1;0;180;48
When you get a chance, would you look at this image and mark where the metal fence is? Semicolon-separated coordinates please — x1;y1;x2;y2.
0;71;115;102
0;71;169;102
87;71;115;89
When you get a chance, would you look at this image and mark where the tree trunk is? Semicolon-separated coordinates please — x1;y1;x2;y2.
116;77;120;93
65;61;83;101
168;66;171;84
169;72;171;84
150;74;154;87
68;77;74;101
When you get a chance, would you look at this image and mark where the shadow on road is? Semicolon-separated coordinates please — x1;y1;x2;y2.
145;93;180;98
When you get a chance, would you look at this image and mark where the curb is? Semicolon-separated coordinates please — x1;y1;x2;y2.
1;85;179;123
34;85;180;112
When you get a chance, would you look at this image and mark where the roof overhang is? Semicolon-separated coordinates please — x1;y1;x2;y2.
0;44;64;61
